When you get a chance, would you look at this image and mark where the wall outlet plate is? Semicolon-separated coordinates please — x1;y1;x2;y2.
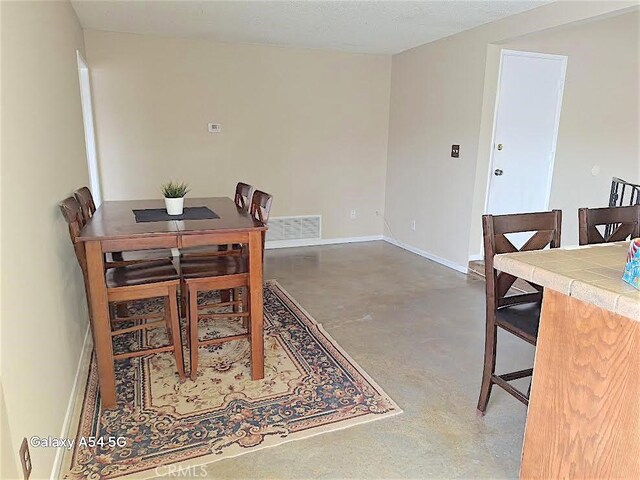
451;145;460;158
207;123;222;133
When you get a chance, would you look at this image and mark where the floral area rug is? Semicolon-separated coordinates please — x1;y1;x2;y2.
61;280;401;479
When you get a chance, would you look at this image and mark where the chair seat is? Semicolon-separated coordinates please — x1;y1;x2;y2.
180;255;248;279
106;249;173;267
496;302;541;345
106;260;179;288
180;244;242;258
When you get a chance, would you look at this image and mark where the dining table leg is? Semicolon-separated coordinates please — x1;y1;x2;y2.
85;240;117;408
248;230;265;380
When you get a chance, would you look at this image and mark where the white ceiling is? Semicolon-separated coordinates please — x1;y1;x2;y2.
71;1;550;55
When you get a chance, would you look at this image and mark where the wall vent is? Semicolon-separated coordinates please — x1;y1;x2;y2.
266;215;321;242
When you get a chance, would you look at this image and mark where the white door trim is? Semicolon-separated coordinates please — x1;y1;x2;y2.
483;48;567;216
76;50;102;206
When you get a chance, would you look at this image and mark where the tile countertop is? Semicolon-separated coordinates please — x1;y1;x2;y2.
493;241;639;321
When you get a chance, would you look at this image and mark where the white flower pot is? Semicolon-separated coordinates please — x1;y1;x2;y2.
164;197;184;215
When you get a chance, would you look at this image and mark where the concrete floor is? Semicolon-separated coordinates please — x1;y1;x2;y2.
200;241;535;479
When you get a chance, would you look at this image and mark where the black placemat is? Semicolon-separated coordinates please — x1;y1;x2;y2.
133;206;220;223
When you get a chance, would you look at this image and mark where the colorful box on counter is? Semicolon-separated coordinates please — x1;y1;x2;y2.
622;238;640;290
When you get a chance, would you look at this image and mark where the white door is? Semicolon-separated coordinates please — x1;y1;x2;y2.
77;51;102;206
486;50;567;221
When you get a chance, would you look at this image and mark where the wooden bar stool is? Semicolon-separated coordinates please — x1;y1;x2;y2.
477;210;562;415
74;186;96;221
578;205;640;245
181;190;273;380
229;189;272;312
59;196;185;383
182;255;251;380
180;182;254;260
249;189;273;256
74;187;173;269
234;182;253;212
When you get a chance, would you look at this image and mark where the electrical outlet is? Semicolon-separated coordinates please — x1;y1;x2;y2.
411;220;416;231
19;438;32;480
451;145;460;158
350;209;357;219
207;123;222;133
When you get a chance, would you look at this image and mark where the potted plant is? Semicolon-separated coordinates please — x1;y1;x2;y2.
161;181;189;215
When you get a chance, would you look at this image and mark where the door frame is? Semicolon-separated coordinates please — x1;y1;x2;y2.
482;48;568;220
76;50;102;206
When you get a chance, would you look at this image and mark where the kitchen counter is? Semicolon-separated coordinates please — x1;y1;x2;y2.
493;241;639;479
494;241;638;320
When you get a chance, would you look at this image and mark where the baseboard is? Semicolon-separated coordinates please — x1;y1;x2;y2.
468;253;483;262
50;324;92;480
382;236;468;274
265;235;383;249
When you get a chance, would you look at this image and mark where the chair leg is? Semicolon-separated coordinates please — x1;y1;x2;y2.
180;284;188;320
243;288;251;332
163;297;171;333
477;322;497;415
189;285;200;381
182;283;190;350
167;286;185;380
233;288;241;313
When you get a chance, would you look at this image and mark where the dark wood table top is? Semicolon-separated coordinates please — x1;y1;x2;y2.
77;197;265;241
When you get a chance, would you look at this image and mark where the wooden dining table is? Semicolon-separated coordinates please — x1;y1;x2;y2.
76;197;267;409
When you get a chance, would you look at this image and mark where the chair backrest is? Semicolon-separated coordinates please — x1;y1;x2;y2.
250;190;273;224
483;210;562;311
59;196;87;270
578;205;640;245
74;187;96;222
234;182;253;211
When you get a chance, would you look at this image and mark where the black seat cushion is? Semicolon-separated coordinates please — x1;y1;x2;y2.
180;244;243;258
106;249;173;266
180;245;224;256
105;260;179;288
180;255;248;279
495;302;541;345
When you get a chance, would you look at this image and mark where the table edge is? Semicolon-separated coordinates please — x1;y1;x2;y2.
76;225;268;242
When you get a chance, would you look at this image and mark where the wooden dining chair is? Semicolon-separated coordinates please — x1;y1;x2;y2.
249;189;273;224
180;182;255;260
74;186;173;268
74;186;96;222
578;205;640;245
249;189;273;259
234;182;253;211
180;189;272;380
59;196;185;383
477;209;562;415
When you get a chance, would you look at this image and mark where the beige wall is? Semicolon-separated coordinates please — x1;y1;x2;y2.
1;1;89;477
386;1;639;269
83;30;391;240
1;383;19;480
